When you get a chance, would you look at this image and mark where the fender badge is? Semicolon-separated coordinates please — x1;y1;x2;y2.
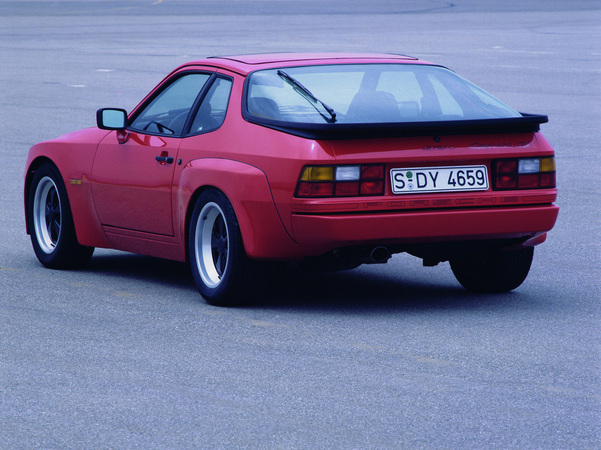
70;179;82;185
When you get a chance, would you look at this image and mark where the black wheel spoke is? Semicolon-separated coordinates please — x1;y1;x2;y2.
49;218;61;243
44;187;61;244
211;216;228;277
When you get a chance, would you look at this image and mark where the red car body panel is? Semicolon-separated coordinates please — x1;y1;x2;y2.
25;128;113;250
25;53;558;267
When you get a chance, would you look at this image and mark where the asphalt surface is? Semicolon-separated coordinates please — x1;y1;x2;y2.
1;0;600;448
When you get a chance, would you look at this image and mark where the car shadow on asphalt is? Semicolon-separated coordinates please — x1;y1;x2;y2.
85;251;196;290
84;251;523;313
257;263;523;313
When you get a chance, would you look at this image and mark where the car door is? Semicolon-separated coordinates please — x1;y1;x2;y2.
91;72;211;236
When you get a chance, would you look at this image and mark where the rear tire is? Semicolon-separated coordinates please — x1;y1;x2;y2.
450;247;534;293
28;162;94;269
188;189;268;306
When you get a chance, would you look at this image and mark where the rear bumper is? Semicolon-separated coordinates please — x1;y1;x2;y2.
290;204;559;257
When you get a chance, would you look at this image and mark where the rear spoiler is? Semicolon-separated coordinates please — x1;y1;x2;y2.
244;113;548;140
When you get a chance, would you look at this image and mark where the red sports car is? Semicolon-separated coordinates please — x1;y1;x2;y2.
25;53;558;306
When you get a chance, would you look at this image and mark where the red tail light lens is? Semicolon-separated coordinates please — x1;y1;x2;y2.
539;172;556;188
360;180;384;195
296;182;334;197
296;164;385;198
335;181;360;196
493;157;556;190
361;165;384;179
496;160;518;174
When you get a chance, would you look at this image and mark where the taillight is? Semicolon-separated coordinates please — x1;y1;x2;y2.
296;164;385;198
493;157;555;190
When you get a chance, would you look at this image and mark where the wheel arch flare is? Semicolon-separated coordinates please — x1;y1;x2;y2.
177;158;300;261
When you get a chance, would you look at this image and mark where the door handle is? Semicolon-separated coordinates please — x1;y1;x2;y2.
155;155;174;164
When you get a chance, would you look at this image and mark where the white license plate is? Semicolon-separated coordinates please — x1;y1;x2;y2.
390;165;489;194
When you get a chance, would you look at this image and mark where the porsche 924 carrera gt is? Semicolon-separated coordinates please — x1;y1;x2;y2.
25;53;558;306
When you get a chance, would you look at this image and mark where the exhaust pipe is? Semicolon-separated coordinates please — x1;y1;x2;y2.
370;246;391;263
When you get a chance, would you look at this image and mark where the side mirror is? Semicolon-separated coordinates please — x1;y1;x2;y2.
97;108;128;130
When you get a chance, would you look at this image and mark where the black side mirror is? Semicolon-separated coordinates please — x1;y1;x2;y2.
96;108;128;130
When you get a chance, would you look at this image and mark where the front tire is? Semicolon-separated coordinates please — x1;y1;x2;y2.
28;162;94;269
450;247;534;293
188;189;267;306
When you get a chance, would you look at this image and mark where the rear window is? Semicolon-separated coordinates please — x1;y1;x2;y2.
246;64;521;124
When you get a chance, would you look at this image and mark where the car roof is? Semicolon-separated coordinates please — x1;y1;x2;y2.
177;52;428;76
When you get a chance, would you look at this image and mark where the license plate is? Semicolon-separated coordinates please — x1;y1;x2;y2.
390;165;489;194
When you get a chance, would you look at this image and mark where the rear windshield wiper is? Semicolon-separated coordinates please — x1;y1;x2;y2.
277;70;337;123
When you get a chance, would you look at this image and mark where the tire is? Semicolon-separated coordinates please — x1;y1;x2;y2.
450;246;534;293
188;189;267;306
27;162;94;269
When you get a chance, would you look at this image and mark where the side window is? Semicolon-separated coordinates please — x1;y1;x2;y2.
130;73;211;135
189;77;233;134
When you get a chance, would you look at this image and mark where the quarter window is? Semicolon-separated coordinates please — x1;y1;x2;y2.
189;77;232;134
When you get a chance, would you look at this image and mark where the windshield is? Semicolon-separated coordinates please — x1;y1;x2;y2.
246;64;521;124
